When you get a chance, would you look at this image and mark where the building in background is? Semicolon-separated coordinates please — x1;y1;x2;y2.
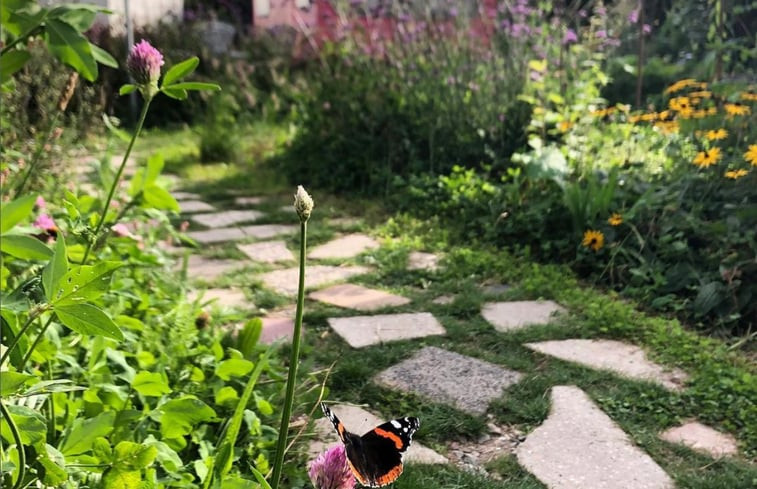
41;0;184;32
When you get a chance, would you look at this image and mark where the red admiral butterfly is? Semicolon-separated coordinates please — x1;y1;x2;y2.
321;402;420;487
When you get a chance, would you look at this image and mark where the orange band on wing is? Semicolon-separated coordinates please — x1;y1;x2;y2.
374;464;403;487
373;428;404;450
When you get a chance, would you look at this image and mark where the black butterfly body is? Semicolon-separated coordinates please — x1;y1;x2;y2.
320;402;420;487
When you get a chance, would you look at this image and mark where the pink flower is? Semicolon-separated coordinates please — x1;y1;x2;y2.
35;196;46;209
628;9;639;24
563;28;578;44
127;40;164;86
308;445;355;489
33;214;57;232
111;223;134;238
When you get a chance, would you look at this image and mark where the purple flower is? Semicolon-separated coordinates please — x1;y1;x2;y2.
33;214;57;232
308;445;355;489
628;9;639;24
127;40;164;87
35;196;46;209
449;7;458;18
596;29;607;39
643;23;651;34
562;28;578;45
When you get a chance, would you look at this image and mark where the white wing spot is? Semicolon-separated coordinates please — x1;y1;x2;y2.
391;420;402;429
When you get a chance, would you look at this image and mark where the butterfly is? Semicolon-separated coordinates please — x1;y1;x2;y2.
321;402;420;487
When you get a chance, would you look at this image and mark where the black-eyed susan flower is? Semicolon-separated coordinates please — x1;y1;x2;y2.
725;169;748;179
640;112;658;122
664;79;697;94
558;120;574;132
689;90;712;98
740;92;757;102
608;213;623;226
654;121;679;134
582;230;604;251
705;129;728;140
693;147;722;168
724;103;750;116
745;145;757;166
669;96;690;111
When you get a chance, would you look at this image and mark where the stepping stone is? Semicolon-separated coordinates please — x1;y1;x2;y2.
188;288;251;309
309;403;447;464
407;251;440;271
516;385;674;489
259;315;296;344
374;346;522;415
481;300;564;332
191;209;265;228
234;196;264;206
260;265;371;296
432;295;454;305
179;200;216;213
328;312;444;348
524;339;688;391
239;224;297;240
310;284;410;311
309;233;379;260
186;227;246;244
183;255;243;281
238;240;294;263
327;217;361;227
481;283;511;295
172;191;201;200
660;421;738;457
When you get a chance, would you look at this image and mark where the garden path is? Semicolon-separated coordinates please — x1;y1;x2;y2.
168;188;740;487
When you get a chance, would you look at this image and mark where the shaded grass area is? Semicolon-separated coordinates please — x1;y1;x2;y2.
139;125;756;488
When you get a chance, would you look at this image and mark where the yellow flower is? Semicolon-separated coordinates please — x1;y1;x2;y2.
558;120;574;132
582;230;605;251
669;96;691;111
654;121;679;134
691;109;708;119
665;79;697;94
740;92;757;102
745;145;757;166
724;169;748;179
707;107;718;115
689;90;712;98
640;112;658;122
724;103;750;116
705;129;728;140
628;114;642;123
693;147;722;168
608;213;623;226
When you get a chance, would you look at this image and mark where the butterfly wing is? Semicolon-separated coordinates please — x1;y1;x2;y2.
321;402;349;444
356;417;420;487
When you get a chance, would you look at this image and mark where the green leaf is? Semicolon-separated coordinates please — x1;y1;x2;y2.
119;84;136;96
38;444;68;486
55;7;96;31
222;476;260;489
102;114;132;143
237;318;262;359
249;466;273;489
164;82;221;92
54;303;123;340
102;469;141;489
161;57;199;87
215;358;254;381
20;379;85;397
0;371;35;396
156;397;217;439
45;18;97;81
693;282;726;317
0;405;46;445
145;153;164;185
112;441;157;470
0;194;37;233
215;386;239;407
60;411;116;456
42;234;68;302
143;435;182;473
89;42;118;68
0;234;53;260
132;371;172;397
143;184;179;211
92;437;112;462
0;49;31;79
254;396;273;416
51;261;121;305
161;86;187;100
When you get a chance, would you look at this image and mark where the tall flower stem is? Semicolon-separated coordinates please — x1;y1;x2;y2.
0;399;26;489
270;220;307;489
81;98;151;264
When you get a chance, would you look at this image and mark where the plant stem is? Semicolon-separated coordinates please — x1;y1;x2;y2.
0;399;26;489
19;315;54;371
270;221;307;489
81;98;151;264
14;111;62;197
0;310;42;368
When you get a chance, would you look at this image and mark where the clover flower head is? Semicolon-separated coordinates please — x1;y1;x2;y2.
33;214;57;232
127;40;164;87
308;445;355;489
562;28;578;45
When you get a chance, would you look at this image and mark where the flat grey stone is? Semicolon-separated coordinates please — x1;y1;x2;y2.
237;240;294;263
183;255;243;280
172;191;201;200
186;227;246;244
481;283;511;295
525;339;688;391
260;265;371;296
481;300;565;332
188;288;251;309
660;421;739;457
191;209;265;228
239;224;297;240
310;284;410;311
328;312;442;348
309;233;379;260
309;403;447;464
517;386;674;489
407;251;440;271
374;346;522;415
179;200;216;213
234;196;264;206
432;295;455;305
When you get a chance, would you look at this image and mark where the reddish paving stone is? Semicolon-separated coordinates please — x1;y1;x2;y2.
328;312;445;348
309;283;410;311
517;386;674;489
260;265;371;296
660;421;739;457
259;316;296;345
309;233;379;260
481;300;565;332
237;240;295;263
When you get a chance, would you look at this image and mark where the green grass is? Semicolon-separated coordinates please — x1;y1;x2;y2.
137;124;756;488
